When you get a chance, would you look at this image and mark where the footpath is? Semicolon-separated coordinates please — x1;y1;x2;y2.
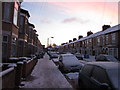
20;53;73;89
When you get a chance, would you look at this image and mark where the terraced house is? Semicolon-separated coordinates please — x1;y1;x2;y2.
2;1;21;62
2;1;43;62
58;24;120;60
18;8;30;57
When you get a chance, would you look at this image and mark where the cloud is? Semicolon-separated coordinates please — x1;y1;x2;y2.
62;17;90;24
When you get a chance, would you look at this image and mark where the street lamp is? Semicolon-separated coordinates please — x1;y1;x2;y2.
47;37;54;47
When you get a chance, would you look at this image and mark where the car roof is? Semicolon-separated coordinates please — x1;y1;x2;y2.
87;62;119;70
60;53;73;56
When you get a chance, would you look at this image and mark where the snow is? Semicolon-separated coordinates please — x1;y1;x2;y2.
9;57;19;60
18;57;31;60
8;63;17;67
17;61;24;64
65;72;79;80
0;67;14;76
63;57;80;66
21;53;72;88
87;62;119;70
52;58;59;62
60;54;83;71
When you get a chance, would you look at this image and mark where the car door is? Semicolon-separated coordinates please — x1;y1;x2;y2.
78;64;94;88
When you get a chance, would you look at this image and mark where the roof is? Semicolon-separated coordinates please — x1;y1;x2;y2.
20;8;30;17
28;23;35;28
60;24;120;47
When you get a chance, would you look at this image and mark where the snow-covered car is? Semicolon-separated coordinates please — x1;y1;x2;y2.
95;54;118;62
58;54;83;73
74;53;83;60
78;62;120;90
48;52;59;59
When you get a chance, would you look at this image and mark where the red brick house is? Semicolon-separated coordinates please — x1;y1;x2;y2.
18;8;30;57
2;1;21;62
59;24;120;60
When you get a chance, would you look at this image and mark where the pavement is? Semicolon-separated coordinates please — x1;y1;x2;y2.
20;53;73;89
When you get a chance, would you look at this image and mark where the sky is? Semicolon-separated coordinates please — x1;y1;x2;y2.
21;0;118;47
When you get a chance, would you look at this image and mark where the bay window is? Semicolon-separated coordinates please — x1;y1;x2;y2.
3;2;11;22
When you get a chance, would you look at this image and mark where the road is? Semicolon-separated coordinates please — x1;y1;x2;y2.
20;53;73;89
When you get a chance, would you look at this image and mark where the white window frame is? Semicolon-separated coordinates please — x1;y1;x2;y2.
13;1;18;26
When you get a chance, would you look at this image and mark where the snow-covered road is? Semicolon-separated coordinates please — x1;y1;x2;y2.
21;53;73;88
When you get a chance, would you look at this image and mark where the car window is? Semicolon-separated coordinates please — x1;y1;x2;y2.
92;66;110;84
81;65;93;77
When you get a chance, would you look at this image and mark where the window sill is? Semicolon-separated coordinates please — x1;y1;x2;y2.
2;20;12;24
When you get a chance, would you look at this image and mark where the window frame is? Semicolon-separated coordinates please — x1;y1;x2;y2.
2;35;8;43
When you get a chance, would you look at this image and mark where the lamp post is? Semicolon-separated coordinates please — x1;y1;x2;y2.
47;37;54;47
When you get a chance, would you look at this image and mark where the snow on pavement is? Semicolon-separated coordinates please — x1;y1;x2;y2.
21;53;73;88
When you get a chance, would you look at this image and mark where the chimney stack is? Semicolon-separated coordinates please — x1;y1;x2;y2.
69;40;72;43
102;25;111;31
87;31;93;36
73;38;77;41
78;35;83;40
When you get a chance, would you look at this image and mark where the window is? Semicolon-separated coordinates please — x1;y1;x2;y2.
13;1;18;26
102;35;105;45
2;35;8;42
89;39;92;43
106;35;109;44
97;37;100;45
3;2;11;22
20;16;25;33
111;33;116;44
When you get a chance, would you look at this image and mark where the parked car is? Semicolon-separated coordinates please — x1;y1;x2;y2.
74;53;83;60
78;62;120;90
58;54;83;73
95;54;118;62
48;52;59;59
